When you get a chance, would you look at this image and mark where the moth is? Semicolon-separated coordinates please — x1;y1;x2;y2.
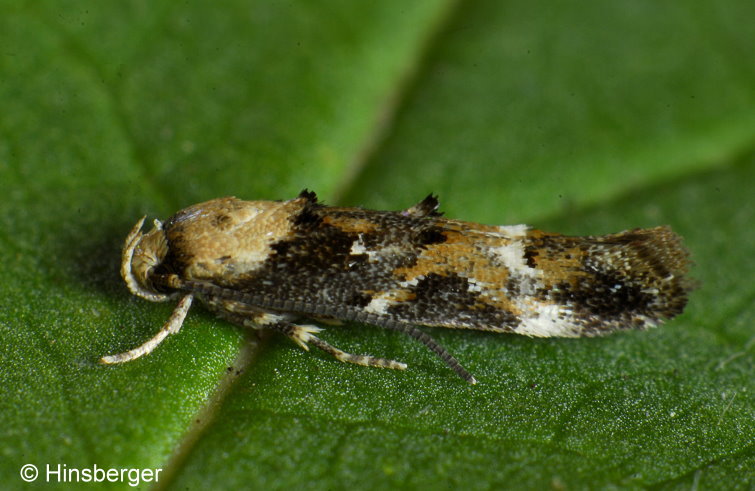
102;190;694;384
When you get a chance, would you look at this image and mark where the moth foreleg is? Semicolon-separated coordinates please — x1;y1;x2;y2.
274;323;407;371
100;294;194;364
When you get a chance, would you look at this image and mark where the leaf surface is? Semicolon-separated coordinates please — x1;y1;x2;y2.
0;1;753;489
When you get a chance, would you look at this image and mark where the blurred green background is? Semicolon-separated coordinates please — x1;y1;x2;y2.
0;1;753;489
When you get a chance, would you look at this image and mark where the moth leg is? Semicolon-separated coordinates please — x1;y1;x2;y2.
189;297;407;371
275;323;408;371
100;294;194;364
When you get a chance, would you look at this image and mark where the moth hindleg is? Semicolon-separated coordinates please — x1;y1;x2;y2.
273;323;408;371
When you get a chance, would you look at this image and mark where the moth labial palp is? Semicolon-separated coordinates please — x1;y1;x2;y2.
101;190;695;385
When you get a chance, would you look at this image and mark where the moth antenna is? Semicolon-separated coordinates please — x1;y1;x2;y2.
385;323;477;385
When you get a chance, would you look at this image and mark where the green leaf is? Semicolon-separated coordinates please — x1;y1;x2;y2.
1;1;753;489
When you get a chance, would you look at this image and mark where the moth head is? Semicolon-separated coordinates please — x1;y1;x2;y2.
121;216;173;302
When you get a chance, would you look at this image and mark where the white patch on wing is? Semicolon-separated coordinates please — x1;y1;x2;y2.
350;234;380;261
350;238;368;255
495;224;529;237
467;279;484;293
488;232;544;298
398;276;422;288
364;296;395;315
515;303;579;337
490;241;542;285
491;241;527;270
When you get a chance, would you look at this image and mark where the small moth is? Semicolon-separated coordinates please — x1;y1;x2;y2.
102;190;694;384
